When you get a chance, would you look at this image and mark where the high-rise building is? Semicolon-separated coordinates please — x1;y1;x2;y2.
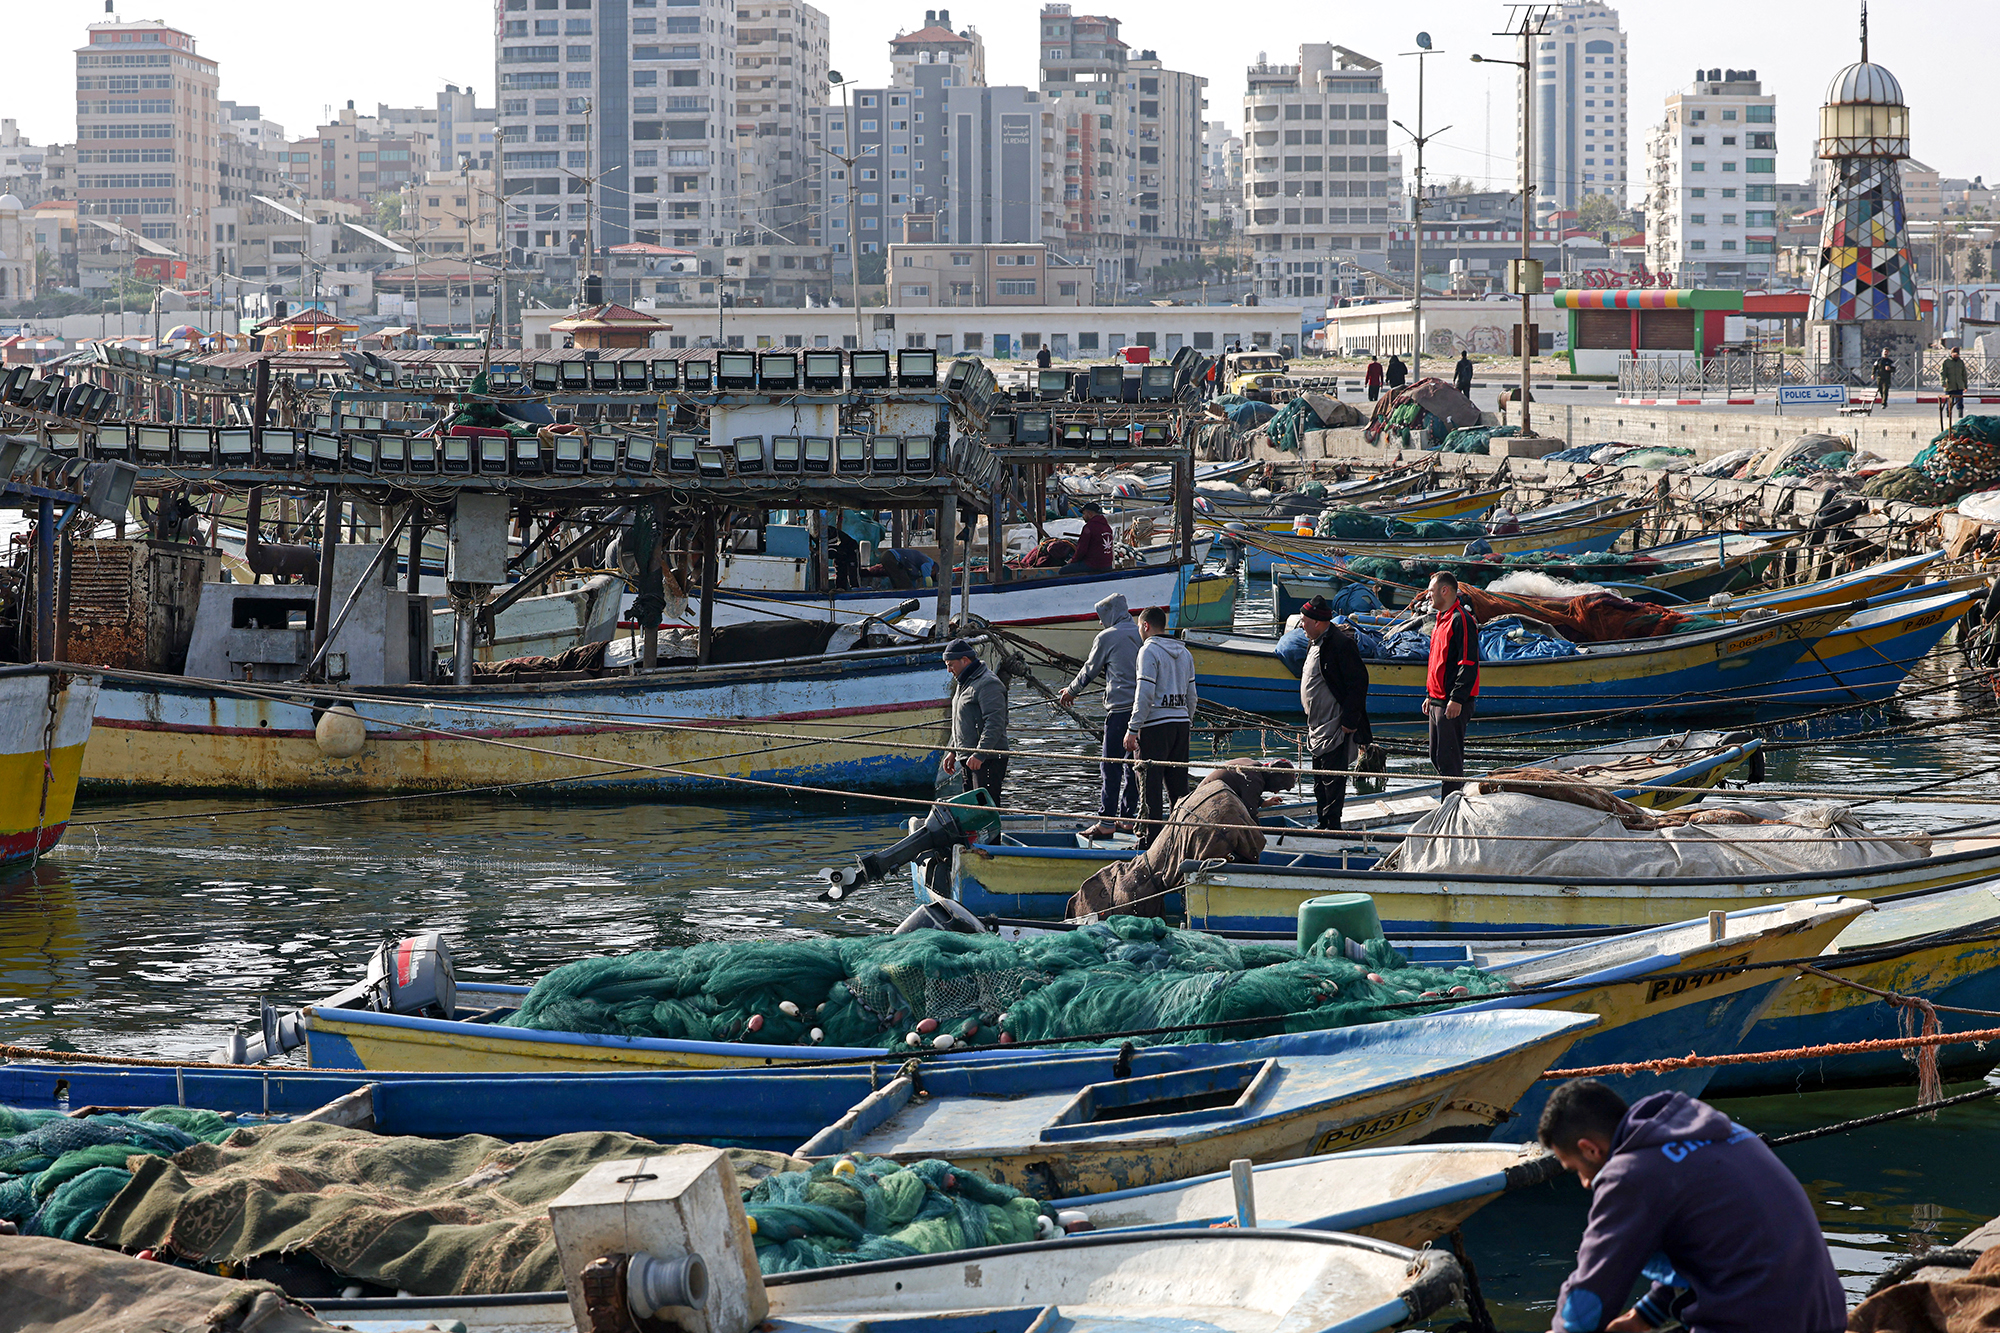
216;103;285;281
496;0;739;276
284;105;430;207
940;85;1059;245
74;16;220;271
733;2;829;246
1240;44;1400;305
1128;53;1205;273
890;9;984;88
1522;3;1629;220
1201;120;1243;230
1641;68;1779;288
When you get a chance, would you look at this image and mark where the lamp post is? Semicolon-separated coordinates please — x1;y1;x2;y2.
1472;7;1551;435
1396;33;1449;385
818;72;866;348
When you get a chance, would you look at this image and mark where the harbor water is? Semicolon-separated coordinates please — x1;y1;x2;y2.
4;667;1998;1327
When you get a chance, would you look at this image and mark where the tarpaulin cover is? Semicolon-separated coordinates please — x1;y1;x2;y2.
1374;624;1579;662
0;1236;337;1333
1408;379;1483;429
1375;792;1931;879
90;1122;805;1295
1339;551;1670;597
1456;586;1710;642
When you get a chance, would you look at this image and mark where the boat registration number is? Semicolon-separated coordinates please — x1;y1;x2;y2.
1311;1096;1441;1153
1644;951;1751;1003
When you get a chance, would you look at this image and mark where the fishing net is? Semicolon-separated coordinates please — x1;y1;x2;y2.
501;917;1512;1050
0;1105;238;1240
746;1154;1047;1274
1314;508;1489;542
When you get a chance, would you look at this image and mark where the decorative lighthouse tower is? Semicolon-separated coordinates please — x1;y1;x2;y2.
1808;5;1922;372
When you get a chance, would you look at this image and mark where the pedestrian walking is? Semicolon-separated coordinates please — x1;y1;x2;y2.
1125;605;1198;836
1036;343;1053;370
1060;593;1144;839
1364;354;1384;402
1872;349;1896;405
1454;351;1474;396
1297;596;1371;830
1537;1080;1845;1333
1423;571;1479;795
1943;346;1970;420
940;638;1009;804
1385;353;1408;392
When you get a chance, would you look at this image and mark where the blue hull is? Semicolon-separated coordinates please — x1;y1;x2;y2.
1766;616;1962;708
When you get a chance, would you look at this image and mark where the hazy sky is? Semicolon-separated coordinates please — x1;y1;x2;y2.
12;0;1990;196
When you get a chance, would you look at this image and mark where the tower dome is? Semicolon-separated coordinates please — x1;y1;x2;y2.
1825;61;1904;106
0;195;22;212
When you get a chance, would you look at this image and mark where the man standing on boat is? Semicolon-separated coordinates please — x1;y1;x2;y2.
942;639;1009;804
1125;606;1198;835
1297;596;1371;830
1061;593;1143;839
1538;1079;1844;1333
1424;571;1479;796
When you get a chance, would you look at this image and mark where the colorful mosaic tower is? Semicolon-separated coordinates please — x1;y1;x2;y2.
1807;14;1923;370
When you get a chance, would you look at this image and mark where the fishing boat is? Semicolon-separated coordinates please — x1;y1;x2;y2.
80;639;948;796
1212;500;1647;577
1767;582;1981;707
1189;600;1858;719
1710;548;1946;616
1240;486;1512;536
0;666;97;866
1199;465;1438;518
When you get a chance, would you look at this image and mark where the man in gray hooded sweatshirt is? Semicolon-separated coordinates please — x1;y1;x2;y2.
1125;605;1199;836
1060;593;1143;838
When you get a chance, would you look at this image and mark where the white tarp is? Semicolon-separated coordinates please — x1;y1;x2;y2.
1378;791;1931;880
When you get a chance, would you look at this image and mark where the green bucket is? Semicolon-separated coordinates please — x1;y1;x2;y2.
1296;893;1384;956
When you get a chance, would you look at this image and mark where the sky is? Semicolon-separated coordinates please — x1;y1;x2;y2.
10;0;1993;197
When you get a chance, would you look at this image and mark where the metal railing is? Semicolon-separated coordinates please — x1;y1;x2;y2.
1617;352;2000;397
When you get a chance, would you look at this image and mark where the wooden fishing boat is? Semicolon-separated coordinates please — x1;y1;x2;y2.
1712;548;1946;616
0;665;97;866
1213;502;1647;578
1019;570;1239;662
1189;600;1857;719
1200;466;1438;518
298;1230;1467;1333
1236;486;1510;536
1768;582;1980;707
80;641;947;796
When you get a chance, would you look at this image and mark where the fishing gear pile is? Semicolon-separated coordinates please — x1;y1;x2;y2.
747;1153;1047;1274
0;1105;236;1242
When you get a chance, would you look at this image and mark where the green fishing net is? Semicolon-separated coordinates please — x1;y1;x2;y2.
747;1154;1047;1274
501;916;1511;1050
0;1105;238;1240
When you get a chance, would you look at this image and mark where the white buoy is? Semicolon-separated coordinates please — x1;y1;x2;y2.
314;706;367;759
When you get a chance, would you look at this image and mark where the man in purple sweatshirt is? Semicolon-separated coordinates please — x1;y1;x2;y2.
1539;1080;1845;1333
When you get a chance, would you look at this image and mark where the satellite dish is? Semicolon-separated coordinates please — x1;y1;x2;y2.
1416;32;1433;50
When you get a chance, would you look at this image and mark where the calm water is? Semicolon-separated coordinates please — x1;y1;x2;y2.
4;660;1999;1326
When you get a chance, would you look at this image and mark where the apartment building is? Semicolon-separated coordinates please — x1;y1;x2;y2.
1524;3;1630;220
887;241;1088;306
939;85;1059;247
401;168;501;256
74;17;220;270
890;10;985;88
216;103;285;283
372;87;498;175
496;0;738;278
1202;120;1243;230
1128;53;1205;273
1241;44;1401;306
732;2;829;245
284;104;429;207
0;123;48;205
1642;68;1779;288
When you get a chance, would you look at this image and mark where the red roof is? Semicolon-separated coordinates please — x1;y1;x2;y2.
549;302;668;331
892;25;973;44
1743;293;1810;315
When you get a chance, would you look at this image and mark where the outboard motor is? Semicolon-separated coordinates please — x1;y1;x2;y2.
820;789;1002;900
209;931;458;1064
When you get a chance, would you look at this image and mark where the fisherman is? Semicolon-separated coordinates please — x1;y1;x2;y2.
940;638;1009;804
1944;346;1970;420
1364;354;1385;402
862;547;937;590
1067;758;1295;918
1538;1079;1845;1333
1059;501;1118;576
1454;351;1475;397
1125;605;1198;835
1060;592;1144;838
1872;348;1896;405
1385;353;1409;392
1424;571;1480;796
1297;595;1371;831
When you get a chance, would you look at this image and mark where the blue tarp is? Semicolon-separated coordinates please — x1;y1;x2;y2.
1373;624;1579;662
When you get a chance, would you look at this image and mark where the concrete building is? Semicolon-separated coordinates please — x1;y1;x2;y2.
26;200;78;290
1128;52;1206;275
216;103;286;288
1525;3;1630;220
887;241;1089;306
733;2;829;246
0;196;34;302
939;85;1060;246
373;87;498;175
807;65;951;266
1202;120;1242;230
74;16;220;271
1240;44;1401;306
1902;160;1943;221
1642;68;1780;289
0;123;49;205
400;168;500;257
496;0;738;281
285;104;430;207
890;10;985;88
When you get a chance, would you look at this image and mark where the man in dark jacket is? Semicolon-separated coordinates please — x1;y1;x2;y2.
1872;349;1896;405
941;638;1009;803
1424;571;1479;795
1036;344;1053;370
1060;502;1117;575
1385;354;1408;391
1297;595;1371;830
1454;352;1475;396
1943;346;1970;420
1538;1079;1845;1333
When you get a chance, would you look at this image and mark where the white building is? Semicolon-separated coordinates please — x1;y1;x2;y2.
1201;120;1242;230
496;0;739;277
890;10;985;88
1241;44;1401;306
734;2;830;246
1525;4;1630;219
1642;68;1780;288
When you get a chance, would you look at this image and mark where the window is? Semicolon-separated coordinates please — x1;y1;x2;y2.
1746;209;1776;226
1690;187;1706;198
1722;135;1737;146
1746;238;1775;254
505;45;560;61
1721;188;1737;198
860;119;877;132
1689;135;1705;145
1721;239;1737;251
1722;109;1738;121
566;16;591;32
1745;184;1775;201
1688;239;1706;251
1722;213;1737;225
1722;161;1737;172
1746;105;1774;123
1746;157;1775;173
1690;161;1706;172
1689;213;1705;226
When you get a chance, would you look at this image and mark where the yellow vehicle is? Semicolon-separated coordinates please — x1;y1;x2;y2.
1223;349;1288;395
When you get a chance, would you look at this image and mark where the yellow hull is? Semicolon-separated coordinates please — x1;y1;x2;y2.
0;668;97;861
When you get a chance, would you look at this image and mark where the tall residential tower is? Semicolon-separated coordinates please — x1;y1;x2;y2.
75;17;220;271
1522;3;1628;219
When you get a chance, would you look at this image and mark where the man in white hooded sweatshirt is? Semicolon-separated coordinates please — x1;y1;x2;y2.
1125;605;1199;836
1059;592;1143;839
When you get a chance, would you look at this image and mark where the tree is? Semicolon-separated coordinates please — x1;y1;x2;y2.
372;191;404;235
857;251;886;286
1971;247;1989;281
1576;195;1623;233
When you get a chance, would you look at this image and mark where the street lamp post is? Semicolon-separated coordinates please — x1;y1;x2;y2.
1396;34;1450;385
1472;6;1551;436
818;73;866;348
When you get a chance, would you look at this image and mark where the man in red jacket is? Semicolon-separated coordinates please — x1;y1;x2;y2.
1424;571;1480;795
1364;355;1384;402
1060;502;1117;575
